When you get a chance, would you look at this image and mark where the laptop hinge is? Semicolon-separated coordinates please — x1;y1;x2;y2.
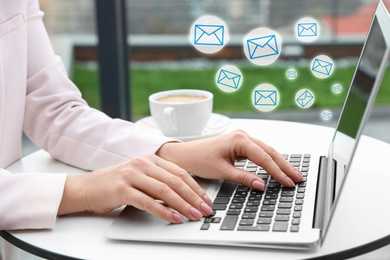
313;156;328;230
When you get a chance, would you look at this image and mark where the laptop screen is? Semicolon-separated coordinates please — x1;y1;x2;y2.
322;12;389;241
332;16;386;198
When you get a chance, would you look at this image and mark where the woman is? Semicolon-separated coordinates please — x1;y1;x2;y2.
0;0;302;231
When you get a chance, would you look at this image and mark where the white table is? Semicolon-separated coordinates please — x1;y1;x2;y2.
2;119;390;260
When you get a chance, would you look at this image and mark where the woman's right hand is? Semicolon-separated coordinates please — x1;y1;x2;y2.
58;153;214;223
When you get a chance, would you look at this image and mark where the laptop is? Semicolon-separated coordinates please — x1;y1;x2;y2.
105;1;390;250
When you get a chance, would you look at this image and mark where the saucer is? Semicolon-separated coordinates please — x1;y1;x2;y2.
135;113;231;141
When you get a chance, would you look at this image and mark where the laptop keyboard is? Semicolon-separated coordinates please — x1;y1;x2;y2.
201;154;310;232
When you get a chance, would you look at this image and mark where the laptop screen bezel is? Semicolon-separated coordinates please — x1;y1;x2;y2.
320;0;390;243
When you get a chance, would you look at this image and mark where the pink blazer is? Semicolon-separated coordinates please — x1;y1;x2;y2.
0;0;172;230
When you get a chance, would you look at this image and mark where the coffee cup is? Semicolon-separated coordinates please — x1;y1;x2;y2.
149;89;213;137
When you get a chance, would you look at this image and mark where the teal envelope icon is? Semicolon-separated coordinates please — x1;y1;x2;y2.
312;59;333;76
255;90;277;106
217;70;241;89
296;90;314;108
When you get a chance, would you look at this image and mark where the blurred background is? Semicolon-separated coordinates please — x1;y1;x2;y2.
19;1;389;259
35;0;390;139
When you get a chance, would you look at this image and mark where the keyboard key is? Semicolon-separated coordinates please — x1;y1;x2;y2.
257;218;272;224
227;209;241;215
238;225;270;231
211;204;227;211
289;157;301;162
281;191;295;197
275;215;290;222
273;222;288;232
204;217;213;223
217;181;237;197
239;219;254;226
278;203;292;209
290;154;302;158
220;216;238;230
290;225;300;232
232;198;245;203
294;205;303;211
242;213;256;219
296;194;305;199
292;219;301;225
293;212;302;218
295;199;304;205
229;203;243;209
297;187;306;193
244;206;259;213
201;223;210;230
259;212;274;218
213;197;230;204
280;197;293;203
263;199;277;205
276;209;291;215
212;217;222;223
261;205;275;211
246;200;260;206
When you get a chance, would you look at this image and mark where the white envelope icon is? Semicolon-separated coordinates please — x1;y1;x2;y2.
254;90;277;106
194;25;224;46
298;23;317;37
312;59;333;76
217;70;241;89
321;111;331;119
247;35;279;60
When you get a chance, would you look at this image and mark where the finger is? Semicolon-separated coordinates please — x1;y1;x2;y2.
236;140;296;188
133;172;205;221
247;136;303;182
145;161;213;216
126;188;185;224
154;156;213;207
224;166;266;191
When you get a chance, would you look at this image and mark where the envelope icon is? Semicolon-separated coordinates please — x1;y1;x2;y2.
312;59;333;76
332;85;342;93
247;35;279;60
217;70;241;89
321;111;331;119
296;90;314;108
298;23;317;37
254;90;277;106
194;25;224;46
287;71;297;78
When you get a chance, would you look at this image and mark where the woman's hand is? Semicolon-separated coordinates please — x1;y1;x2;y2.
156;130;303;191
58;153;213;223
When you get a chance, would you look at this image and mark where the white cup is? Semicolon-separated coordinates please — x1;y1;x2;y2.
149;89;213;137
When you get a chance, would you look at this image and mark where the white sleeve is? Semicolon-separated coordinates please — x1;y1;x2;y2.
23;1;175;171
0;169;66;230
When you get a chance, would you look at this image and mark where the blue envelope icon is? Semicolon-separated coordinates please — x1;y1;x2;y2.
194;25;224;46
217;70;241;89
296;90;314;108
286;70;297;79
321;111;331;119
254;90;277;106
298;23;317;37
312;59;333;76
332;85;342;93
247;35;279;60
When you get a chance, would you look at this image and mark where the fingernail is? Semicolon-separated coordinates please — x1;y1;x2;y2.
190;207;203;220
252;180;265;191
172;212;184;223
203;194;213;207
200;202;213;215
295;168;303;180
287;177;295;187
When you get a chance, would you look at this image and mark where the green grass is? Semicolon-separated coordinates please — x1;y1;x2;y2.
72;64;390;117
